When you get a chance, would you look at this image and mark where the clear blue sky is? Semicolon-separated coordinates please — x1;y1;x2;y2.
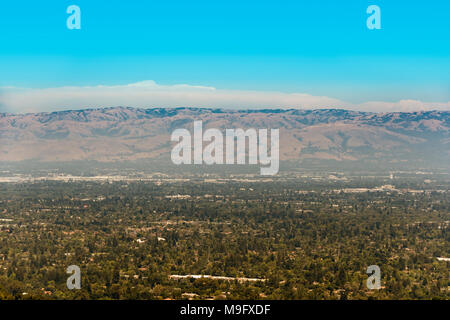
0;0;449;104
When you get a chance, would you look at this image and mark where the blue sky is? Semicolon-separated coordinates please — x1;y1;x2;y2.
0;0;449;112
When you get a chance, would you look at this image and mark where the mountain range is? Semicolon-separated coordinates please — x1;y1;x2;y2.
1;107;449;169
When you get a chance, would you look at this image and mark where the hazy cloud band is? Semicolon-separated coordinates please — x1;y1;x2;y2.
1;81;449;114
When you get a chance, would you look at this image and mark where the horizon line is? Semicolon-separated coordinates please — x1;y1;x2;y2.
2;105;449;117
